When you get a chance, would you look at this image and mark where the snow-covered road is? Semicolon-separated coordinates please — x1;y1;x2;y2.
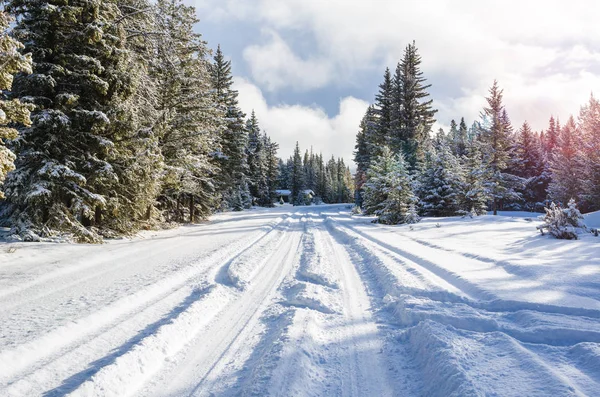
1;205;599;396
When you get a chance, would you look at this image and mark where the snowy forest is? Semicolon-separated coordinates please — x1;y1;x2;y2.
0;1;353;243
354;41;600;225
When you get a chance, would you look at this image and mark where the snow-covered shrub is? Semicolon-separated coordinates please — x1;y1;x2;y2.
404;203;420;224
538;199;587;240
351;205;363;215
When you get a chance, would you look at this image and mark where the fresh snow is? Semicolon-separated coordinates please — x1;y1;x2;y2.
0;204;599;396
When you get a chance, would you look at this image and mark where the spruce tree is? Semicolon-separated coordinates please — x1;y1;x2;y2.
549;116;582;206
461;141;490;215
479;80;518;215
246;111;267;204
374;68;393;156
363;147;416;224
0;11;32;199
4;0;151;241
398;41;437;168
210;45;250;210
262;133;279;207
153;0;221;223
290;142;304;206
578;94;600;211
419;145;464;217
511;121;545;206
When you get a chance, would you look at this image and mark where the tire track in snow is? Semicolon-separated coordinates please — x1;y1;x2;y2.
0;213;293;395
124;213;304;397
325;214;489;301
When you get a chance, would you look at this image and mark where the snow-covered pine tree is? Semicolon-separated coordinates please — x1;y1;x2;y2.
153;0;221;223
419;145;464;217
354;106;377;206
539;199;587;240
4;0;150;241
577;94;600;212
548;116;583;206
511;121;545;207
262;133;279;207
398;41;437;169
479;80;519;215
316;153;327;202
457;118;469;157
0;11;32;200
363;146;416;224
460;141;490;215
277;158;290;190
246;111;268;205
373;68;392;158
210;45;250;211
326;156;338;203
290;142;305;206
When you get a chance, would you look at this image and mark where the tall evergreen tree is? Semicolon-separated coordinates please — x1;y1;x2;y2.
290;142;304;206
153;0;221;223
261;133;279;207
246;111;266;203
0;11;32;199
398;41;437;168
549;116;582;206
4;0;155;241
210;45;250;210
419;145;464;217
479;80;517;215
461;141;490;215
373;68;392;158
363;147;416;224
578;94;600;211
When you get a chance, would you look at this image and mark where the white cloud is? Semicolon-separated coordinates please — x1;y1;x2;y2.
243;30;333;92
233;77;369;165
195;0;600;134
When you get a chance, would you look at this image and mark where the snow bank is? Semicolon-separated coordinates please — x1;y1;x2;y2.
400;320;582;397
389;295;600;345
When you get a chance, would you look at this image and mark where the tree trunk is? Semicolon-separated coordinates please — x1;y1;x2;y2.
189;196;195;223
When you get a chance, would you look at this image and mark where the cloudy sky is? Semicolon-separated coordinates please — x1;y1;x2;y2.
190;0;600;165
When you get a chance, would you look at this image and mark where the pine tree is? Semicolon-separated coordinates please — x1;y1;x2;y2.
363;147;416;224
578;94;600;211
290;142;305;206
549;116;582;206
262;133;279;207
544;116;560;159
0;11;32;199
373;68;392;157
479;80;518;215
457;117;469;157
153;0;221;223
210;45;250;210
4;0;153;241
398;41;437;168
419;145;464;217
246;111;267;204
511;121;545;206
461;141;490;215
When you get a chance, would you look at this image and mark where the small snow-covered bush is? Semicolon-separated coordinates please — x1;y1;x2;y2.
538;199;587;240
404;203;420;224
351;205;363;215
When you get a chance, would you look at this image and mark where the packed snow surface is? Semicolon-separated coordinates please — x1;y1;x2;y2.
1;205;599;396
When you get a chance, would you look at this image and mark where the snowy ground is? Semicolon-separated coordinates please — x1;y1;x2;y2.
1;204;599;396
